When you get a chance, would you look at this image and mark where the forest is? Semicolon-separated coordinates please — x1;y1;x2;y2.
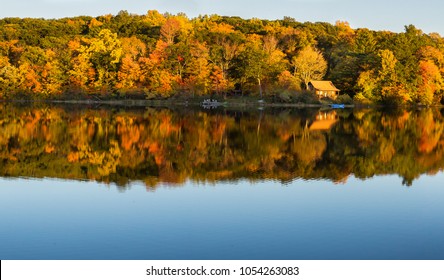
1;11;444;105
1;104;444;187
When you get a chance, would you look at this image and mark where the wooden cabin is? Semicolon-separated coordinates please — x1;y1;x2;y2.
308;80;340;100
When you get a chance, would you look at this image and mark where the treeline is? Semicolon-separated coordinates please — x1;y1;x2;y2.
1;11;444;104
1;104;444;187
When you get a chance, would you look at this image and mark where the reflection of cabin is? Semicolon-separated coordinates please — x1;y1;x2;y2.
309;111;338;131
308;80;340;100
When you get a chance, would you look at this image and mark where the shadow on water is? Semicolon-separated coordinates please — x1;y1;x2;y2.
1;102;444;188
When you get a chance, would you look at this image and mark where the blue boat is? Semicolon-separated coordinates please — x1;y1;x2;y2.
330;104;345;109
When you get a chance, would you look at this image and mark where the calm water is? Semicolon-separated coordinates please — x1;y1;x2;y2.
1;104;444;260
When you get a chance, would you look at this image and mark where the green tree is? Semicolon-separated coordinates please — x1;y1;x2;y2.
235;35;269;98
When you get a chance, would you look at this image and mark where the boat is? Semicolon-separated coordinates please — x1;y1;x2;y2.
330;104;345;109
202;99;223;109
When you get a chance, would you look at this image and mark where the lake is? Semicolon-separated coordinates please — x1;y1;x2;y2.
1;103;444;260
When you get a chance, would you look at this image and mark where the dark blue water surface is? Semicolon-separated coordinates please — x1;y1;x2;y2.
1;174;443;260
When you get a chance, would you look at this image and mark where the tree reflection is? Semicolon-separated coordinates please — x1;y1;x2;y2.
0;104;443;188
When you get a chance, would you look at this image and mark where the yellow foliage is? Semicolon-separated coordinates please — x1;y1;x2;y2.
144;10;166;26
208;22;234;34
88;18;103;28
292;45;327;89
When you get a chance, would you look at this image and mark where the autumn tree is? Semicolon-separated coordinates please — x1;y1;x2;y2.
2;11;444;105
69;29;122;92
233;34;286;97
0;56;21;96
210;65;229;95
204;21;244;83
417;46;444;68
292;45;327;89
276;26;314;58
160;18;181;45
68;38;95;91
116;37;146;90
13;46;64;95
235;36;269;98
416;60;443;105
184;41;211;95
140;40;177;96
262;34;287;82
356;49;410;104
377;49;411;104
0;41;23;96
355;69;378;103
144;10;166;26
88;29;122;90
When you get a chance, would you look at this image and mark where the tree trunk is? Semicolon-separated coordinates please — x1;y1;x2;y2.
258;78;262;99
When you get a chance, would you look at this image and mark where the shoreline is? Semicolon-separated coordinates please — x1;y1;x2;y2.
2;98;441;109
0;98;357;109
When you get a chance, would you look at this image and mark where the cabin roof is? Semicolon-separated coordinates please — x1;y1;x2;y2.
309;80;340;91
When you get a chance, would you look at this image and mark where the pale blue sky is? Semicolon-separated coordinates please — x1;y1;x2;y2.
1;0;443;35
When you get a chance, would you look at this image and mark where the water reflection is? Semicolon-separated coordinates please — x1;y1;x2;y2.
1;103;443;187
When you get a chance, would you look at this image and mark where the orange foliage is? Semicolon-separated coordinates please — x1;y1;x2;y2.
417;46;444;67
160;18;182;45
148;40;168;65
19;64;42;93
210;66;229;93
418;111;443;153
417;60;442;105
121;37;146;59
68;39;81;51
152;70;176;95
116;55;142;89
